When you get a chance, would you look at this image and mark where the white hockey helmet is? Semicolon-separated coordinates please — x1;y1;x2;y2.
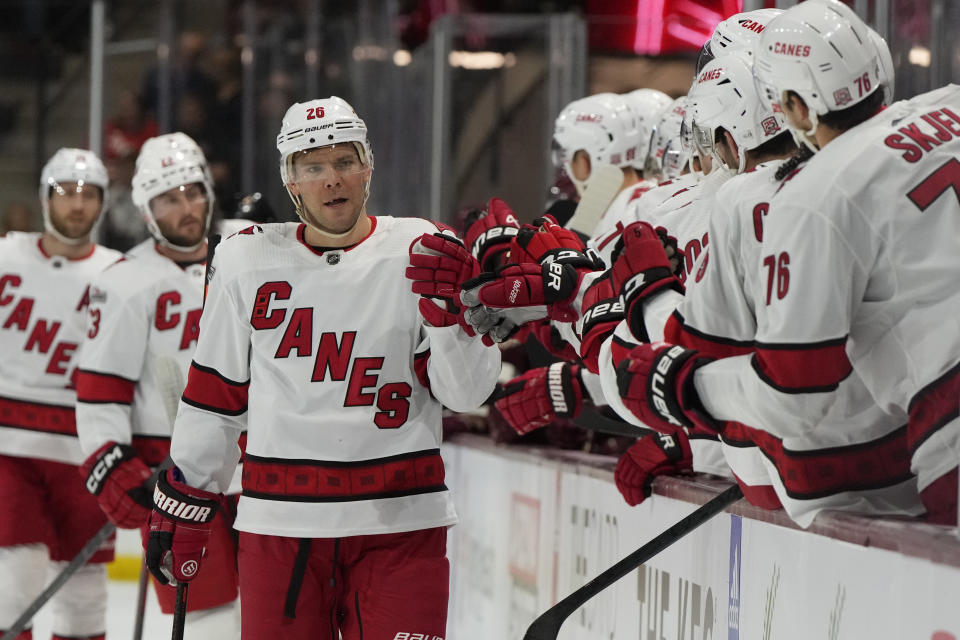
622;88;673;171
276;96;373;224
696;9;783;73
690;51;787;173
39;148;109;245
646;97;691;180
552;92;640;195
823;0;895;106
753;0;885;151
131;132;215;252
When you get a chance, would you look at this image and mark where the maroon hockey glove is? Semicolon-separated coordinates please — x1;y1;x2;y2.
406;231;480;299
609;221;683;341
144;467;223;585
615;430;693;506
494;362;584;435
527;319;581;362
464;197;520;271
615;342;721;435
508;216;596;267
80;441;153;529
461;261;586;324
579;273;624;375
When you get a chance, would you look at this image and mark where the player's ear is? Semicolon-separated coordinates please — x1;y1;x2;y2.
288;182;301;197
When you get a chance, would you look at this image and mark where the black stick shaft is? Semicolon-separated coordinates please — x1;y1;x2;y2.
0;521;116;640
132;561;150;640
523;484;743;640
172;582;189;640
573;409;655;439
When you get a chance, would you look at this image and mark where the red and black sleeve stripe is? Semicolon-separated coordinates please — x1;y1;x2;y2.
751;337;852;394
181;361;250;416
665;310;754;359
76;369;136;405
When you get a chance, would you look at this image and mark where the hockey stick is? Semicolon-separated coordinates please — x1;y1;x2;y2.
0;521;116;640
565;165;623;237
132;560;150;640
171;583;189;640
522;483;743;640
573;407;655;439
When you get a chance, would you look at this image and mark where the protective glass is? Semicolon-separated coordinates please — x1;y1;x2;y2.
695;42;715;75
289;147;367;183
691;121;715;157
149;183;209;219
550;137;569;169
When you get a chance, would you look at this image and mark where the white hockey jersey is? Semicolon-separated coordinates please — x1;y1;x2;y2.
695;85;960;494
674;162;921;526
76;239;208;468
587;179;656;268
171;217;500;538
0;232;120;464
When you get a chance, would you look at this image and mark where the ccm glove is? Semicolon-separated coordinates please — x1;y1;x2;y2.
610;222;683;341
615;430;693;506
494;362;584;435
615;342;721;435
80;441;153;529
144;467;223;585
464;197;520;271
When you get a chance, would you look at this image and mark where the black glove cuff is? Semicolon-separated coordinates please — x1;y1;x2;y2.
84;442;138;496
153;470;220;524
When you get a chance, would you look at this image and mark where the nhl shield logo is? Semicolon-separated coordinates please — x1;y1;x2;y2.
761;116;781;136
833;88;853;106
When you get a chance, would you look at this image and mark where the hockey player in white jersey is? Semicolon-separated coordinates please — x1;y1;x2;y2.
614;0;960;525
77;132;241;637
142;96;500;639
0;149;120;639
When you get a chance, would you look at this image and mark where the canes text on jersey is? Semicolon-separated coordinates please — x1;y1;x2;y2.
250;281;412;428
0;274;84;377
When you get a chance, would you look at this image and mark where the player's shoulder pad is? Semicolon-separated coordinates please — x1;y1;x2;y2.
392;216;461;241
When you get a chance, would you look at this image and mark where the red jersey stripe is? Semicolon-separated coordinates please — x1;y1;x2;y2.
182;361;249;416
752;338;852;393
76;369;136;405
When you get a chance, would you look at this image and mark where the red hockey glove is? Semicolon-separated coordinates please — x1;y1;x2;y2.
406;231;480;299
144;467;223;586
464;197;520;271
579;273;624;374
80;442;153;529
615;342;721;435
528;319;580;362
494;362;584;435
609;221;683;341
460;261;586;324
508;216;590;265
615;430;693;506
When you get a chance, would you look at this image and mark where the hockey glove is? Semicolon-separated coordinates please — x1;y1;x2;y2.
144;467;223;585
407;231;480;299
464;197;520;271
610;221;683;342
494;362;584;435
615;342;722;435
579;273;624;374
508;215;592;266
80;441;153;529
615;430;693;506
527;319;581;362
460;260;586;324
